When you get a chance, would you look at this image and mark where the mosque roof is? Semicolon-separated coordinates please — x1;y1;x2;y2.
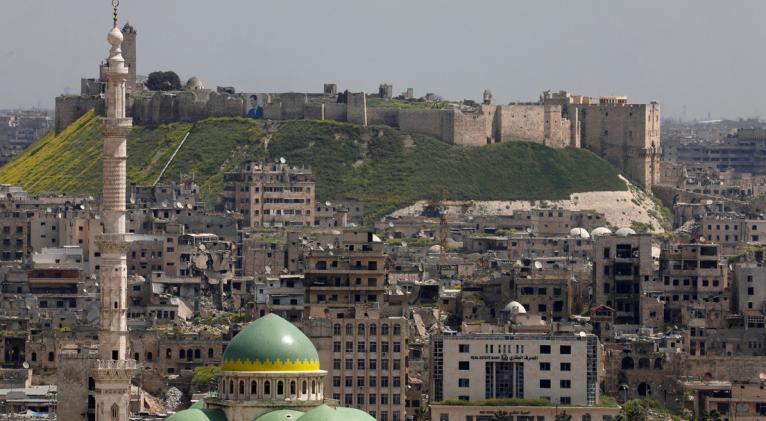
164;408;227;421
221;314;320;372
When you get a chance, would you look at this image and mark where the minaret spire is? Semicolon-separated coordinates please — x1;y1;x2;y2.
93;2;136;420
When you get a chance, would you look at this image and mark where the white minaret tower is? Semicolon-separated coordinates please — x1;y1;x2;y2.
93;2;136;420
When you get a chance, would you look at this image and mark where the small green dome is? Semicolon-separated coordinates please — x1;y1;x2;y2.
222;314;320;371
297;405;376;421
254;409;305;421
164;408;227;421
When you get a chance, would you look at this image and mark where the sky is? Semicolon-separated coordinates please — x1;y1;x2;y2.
0;1;764;120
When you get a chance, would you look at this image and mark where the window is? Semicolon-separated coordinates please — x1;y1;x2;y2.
540;362;551;371
458;378;470;387
560;362;571;371
333;341;341;352
560;345;571;354
560;397;571;404
540;345;551;354
458;361;470;370
540;379;551;388
560;379;571;388
458;344;470;353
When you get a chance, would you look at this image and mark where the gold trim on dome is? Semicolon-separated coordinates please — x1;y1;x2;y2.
221;358;320;372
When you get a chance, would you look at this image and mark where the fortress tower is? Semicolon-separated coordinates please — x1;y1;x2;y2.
121;22;137;94
92;8;136;421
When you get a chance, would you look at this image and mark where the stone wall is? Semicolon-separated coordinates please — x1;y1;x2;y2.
323;103;347;122
452;110;491;146
55;96;104;133
496;104;546;143
398;109;449;142
346;93;367;126
366;107;400;127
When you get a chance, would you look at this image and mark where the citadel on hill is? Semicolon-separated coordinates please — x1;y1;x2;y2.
55;23;660;191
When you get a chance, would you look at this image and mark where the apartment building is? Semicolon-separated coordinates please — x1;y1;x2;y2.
222;161;315;228
302;230;408;421
657;243;726;323
592;233;654;324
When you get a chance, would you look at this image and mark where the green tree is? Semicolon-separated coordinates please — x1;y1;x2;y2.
623;400;648;421
492;411;513;421
190;365;219;392
145;71;182;91
703;410;721;421
555;411;573;421
414;406;430;421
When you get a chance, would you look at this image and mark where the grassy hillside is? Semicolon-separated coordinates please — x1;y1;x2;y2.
0;111;626;221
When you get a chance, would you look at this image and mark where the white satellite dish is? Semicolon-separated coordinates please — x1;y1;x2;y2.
534;261;543;270
388;222;395;228
327;244;334;250
325;201;332;207
279;157;286;164
265;266;272;274
161;201;168;208
176;202;183;209
22;362;29;369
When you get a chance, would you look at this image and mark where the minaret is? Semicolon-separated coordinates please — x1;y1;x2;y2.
92;3;136;420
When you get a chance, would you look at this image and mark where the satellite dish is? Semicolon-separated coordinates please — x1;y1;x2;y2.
578;331;587;337
279;157;286;164
389;222;395;228
161;201;168;208
325;201;332;207
22;362;29;369
176;202;183;209
265;266;272;274
534;261;543;270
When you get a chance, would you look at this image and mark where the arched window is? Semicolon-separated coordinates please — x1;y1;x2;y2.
381;323;389;335
48;352;54;362
239;380;245;395
621;357;634;370
290;381;296;395
147;352;153;361
277;380;284;395
195;349;201;359
31;352;37;362
311;380;316;394
333;324;341;335
264;380;271;395
166;348;172;358
358;323;365;336
637;382;651;397
88;377;96;391
638;358;650;369
251;380;257;394
302;380;307;395
134;352;139;361
208;348;214;358
369;324;377;336
346;324;353;335
229;380;234;394
179;349;186;359
582;414;591;421
111;404;119;420
654;357;663;369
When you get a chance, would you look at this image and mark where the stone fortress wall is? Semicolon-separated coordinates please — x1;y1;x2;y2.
53;23;660;189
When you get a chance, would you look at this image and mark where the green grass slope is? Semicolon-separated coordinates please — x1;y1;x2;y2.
0;112;626;221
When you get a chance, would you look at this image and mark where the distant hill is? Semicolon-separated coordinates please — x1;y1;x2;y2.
0;110;626;222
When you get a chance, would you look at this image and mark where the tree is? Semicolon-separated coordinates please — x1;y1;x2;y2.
190;365;219;392
703;410;721;421
555;411;572;421
623;400;648;421
145;71;182;91
414;407;430;421
492;411;513;421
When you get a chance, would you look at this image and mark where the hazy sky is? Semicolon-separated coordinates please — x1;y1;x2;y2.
1;1;764;120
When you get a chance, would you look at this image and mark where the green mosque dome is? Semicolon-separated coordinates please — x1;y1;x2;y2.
221;313;320;371
164;408;227;421
253;409;306;421
297;404;377;421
